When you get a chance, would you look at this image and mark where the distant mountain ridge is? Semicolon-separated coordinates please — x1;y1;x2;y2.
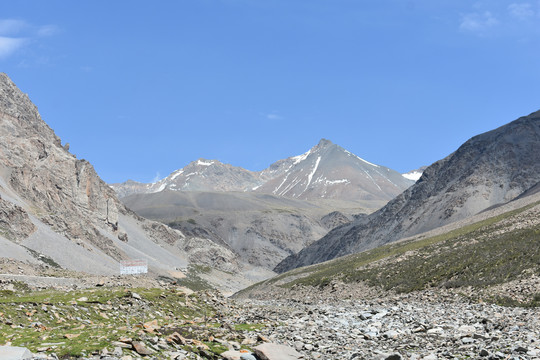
114;139;414;270
111;139;414;203
276;110;540;272
112;160;261;198
255;139;413;201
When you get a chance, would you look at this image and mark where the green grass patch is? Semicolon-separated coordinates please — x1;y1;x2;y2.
0;287;214;357
233;323;265;331
247;200;540;305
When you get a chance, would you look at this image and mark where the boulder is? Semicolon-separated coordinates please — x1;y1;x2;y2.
253;343;302;360
0;346;33;360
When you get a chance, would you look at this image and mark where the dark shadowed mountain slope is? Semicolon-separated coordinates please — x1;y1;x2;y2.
276;110;540;272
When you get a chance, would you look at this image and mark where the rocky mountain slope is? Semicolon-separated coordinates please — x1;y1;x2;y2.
255;139;413;201
244;181;540;304
0;73;265;292
111;139;414;204
121;191;367;269
113;139;414;271
276;110;540;272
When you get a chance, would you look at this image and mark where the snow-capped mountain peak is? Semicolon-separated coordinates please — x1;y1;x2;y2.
111;139;415;202
255;139;414;201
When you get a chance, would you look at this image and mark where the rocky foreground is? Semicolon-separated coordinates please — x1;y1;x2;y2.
0;276;539;360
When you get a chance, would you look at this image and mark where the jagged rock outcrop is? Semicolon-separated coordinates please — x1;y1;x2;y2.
0;196;36;242
276;110;540;272
0;73;247;287
320;211;351;230
0;72;127;258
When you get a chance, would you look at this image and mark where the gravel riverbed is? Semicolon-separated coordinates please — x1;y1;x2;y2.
231;292;540;360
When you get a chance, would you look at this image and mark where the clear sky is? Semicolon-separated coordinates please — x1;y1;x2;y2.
2;1;540;183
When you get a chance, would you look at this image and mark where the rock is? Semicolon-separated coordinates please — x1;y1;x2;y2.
383;330;400;339
257;334;271;343
479;349;489;357
0;346;33;360
240;354;257;360
221;350;243;360
167;332;187;345
130;292;142;300
253;343;302;360
457;325;475;335
0;198;36;241
360;312;373;320
112;341;132;349
426;327;444;336
132;341;153;355
118;231;129;242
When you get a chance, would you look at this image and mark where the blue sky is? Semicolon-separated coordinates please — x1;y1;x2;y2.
2;1;540;183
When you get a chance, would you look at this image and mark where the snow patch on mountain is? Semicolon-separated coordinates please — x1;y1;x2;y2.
305;156;321;192
197;160;215;166
345;150;380;168
170;170;184;181
292;150;311;165
402;167;426;181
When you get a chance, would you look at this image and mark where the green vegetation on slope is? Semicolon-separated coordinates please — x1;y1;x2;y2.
0;286;260;358
245;201;540;305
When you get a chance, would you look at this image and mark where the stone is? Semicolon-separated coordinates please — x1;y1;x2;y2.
254;343;302;360
132;341;153;355
112;341;132;349
221;351;243;360
240;354;258;360
457;325;476;335
479;349;489;357
383;330;400;339
0;346;33;360
167;332;187;345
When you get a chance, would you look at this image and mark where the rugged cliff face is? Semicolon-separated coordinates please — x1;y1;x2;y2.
0;73;248;288
276;111;540;272
0;73;128;258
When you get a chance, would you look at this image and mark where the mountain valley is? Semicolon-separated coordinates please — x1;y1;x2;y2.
112;139;414;270
0;72;540;360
